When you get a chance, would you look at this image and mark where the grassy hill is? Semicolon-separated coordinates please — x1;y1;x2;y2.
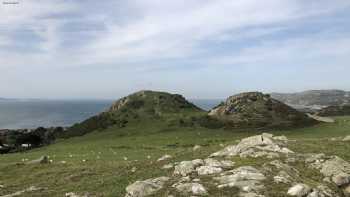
62;90;204;138
1;116;350;196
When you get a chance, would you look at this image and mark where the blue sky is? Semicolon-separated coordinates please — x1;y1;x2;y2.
0;0;350;99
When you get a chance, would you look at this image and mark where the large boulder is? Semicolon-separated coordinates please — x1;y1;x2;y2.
210;133;293;158
208;92;316;128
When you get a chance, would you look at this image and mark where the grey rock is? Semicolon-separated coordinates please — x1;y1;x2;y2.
214;166;266;192
210;134;293;159
196;166;223;175
287;184;311;197
332;172;350;186
125;177;170;197
26;156;49;164
174;159;204;176
175;183;208;196
157;155;172;162
343;136;350;141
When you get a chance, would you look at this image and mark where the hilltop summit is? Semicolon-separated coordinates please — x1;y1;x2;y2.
209;92;315;128
108;90;201;114
64;90;202;137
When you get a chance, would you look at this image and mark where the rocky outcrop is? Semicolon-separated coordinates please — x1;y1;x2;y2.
210;133;293;158
124;134;349;197
209;92;316;128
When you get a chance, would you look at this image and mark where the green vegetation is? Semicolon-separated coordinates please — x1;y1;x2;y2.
1;116;350;196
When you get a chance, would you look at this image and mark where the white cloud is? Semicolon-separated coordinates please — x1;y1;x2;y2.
0;0;350;98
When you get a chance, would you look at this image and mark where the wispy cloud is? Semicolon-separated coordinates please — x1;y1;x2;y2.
0;0;350;98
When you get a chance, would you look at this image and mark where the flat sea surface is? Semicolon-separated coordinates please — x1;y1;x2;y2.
0;99;222;129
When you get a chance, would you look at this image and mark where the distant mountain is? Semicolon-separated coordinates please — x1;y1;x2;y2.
271;90;350;110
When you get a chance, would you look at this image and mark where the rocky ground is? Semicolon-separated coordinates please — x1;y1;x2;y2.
125;134;350;197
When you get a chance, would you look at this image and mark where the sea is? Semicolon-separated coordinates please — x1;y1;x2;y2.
0;99;222;129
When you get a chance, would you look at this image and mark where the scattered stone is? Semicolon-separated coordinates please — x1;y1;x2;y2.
274;171;292;184
193;145;202;151
1;186;43;197
162;163;174;169
332;173;350;186
239;193;265;197
287;184;311;196
26;156;49;164
343;136;350;141
125;177;170;197
175;183;208;196
65;192;90;197
174;159;204;176
157;155;172;162
197;166;223;175
131;167;137;173
344;185;350;195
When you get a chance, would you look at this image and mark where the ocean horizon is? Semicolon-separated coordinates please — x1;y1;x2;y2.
0;99;222;130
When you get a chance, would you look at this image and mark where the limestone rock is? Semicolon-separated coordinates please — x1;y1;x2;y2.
125;177;170;197
214;166;266;192
174;159;204;176
197;166;223;175
193;145;202;151
157;155;172;162
26;156;49;164
210;134;293;159
332;173;350;186
343;136;350;141
287;184;311;196
273;171;292;184
175;183;208;196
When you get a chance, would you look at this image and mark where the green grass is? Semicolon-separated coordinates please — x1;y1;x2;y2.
1;116;350;196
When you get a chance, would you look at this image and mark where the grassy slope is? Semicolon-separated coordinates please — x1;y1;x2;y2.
0;117;350;196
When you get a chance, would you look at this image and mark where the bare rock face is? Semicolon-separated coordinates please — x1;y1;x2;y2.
208;92;315;128
125;177;170;197
210;133;293;159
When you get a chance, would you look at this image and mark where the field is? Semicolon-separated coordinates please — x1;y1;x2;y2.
1;116;350;196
